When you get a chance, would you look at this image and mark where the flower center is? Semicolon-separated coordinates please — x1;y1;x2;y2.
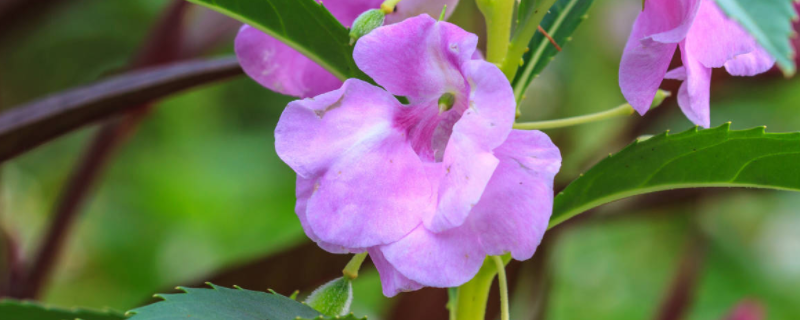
397;92;468;164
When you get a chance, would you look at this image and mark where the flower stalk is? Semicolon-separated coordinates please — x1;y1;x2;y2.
453;254;511;320
514;90;671;130
476;0;515;64
500;0;558;80
342;252;368;280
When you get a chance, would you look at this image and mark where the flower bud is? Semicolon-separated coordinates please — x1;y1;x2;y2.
304;277;353;316
349;9;385;45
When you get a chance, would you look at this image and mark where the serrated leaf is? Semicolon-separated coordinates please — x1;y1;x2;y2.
513;0;595;102
550;124;800;228
0;299;125;320
715;0;797;75
127;283;321;320
186;0;369;82
298;314;367;320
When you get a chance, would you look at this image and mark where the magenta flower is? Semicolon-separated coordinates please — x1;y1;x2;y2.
275;15;561;296
235;0;459;98
620;0;775;128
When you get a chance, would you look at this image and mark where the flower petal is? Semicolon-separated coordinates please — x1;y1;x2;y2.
424;60;516;232
354;15;478;102
380;225;485;287
296;177;363;254
234;25;341;98
724;47;776;76
619;4;681;114
368;248;424;297
646;0;702;44
677;42;712;128
385;0;460;24
276;80;434;249
467;130;561;260
684;0;764;69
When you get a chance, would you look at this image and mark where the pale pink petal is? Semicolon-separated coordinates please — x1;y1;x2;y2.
466;130;561;260
724;46;776;76
368;248;423;297
425;60;516;232
296;177;364;254
379;225;485;287
385;0;460;24
684;0;762;68
677;42;712;128
354;15;478;102
619;3;681;114
646;0;702;44
276;80;434;248
665;66;687;80
235;25;341;98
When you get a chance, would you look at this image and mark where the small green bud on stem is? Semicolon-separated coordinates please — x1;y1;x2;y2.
349;9;385;45
305;277;353;316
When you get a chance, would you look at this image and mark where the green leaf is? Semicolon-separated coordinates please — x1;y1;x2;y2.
186;0;369;82
127;283;322;320
0;299;125;320
715;0;797;76
512;0;595;102
550;124;800;228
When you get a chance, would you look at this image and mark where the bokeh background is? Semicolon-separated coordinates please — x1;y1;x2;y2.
0;0;798;319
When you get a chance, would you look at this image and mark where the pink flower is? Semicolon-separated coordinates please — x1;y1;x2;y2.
275;15;561;296
619;0;775;128
235;0;459;98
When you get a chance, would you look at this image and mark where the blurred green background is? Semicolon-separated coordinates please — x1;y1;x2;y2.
0;0;798;319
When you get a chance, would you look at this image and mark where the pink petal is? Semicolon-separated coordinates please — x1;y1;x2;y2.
467;130;561;260
354;15;478;102
619;1;690;114
385;0;460;24
646;0;702;44
684;0;764;69
425;60;516;232
368;248;423;297
234;25;342;98
665;66;687;80
276;80;434;248
724;46;776;76
379;225;485;288
677;42;712;128
296;177;363;254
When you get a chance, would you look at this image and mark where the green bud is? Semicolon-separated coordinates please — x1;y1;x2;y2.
349;9;385;45
438;92;456;113
650;89;672;110
304;277;353;316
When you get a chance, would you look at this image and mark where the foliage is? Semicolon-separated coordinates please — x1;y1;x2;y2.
0;299;125;320
513;0;595;102
127;283;327;320
551;123;800;228
186;0;369;81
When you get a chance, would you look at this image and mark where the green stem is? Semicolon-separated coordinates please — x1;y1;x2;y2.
514;103;635;130
342;252;368;280
492;256;510;320
454;255;511;320
514;89;671;130
476;0;515;64
500;0;558;80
